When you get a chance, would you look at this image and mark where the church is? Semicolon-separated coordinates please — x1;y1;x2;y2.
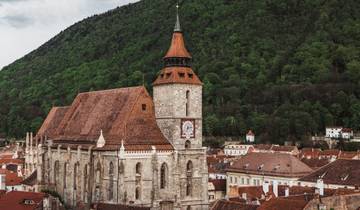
24;8;209;210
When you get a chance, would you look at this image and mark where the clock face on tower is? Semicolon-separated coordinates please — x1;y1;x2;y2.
181;119;195;139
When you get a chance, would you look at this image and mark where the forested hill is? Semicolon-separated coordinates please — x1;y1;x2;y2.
1;0;360;144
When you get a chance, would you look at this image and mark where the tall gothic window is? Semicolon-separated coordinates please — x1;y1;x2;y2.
54;161;59;186
96;162;101;184
74;163;79;190
108;162;114;201
186;90;190;116
83;164;88;202
135;187;141;200
160;163;168;189
186;161;193;196
64;162;68;189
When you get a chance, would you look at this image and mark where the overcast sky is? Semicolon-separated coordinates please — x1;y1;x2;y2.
0;0;139;70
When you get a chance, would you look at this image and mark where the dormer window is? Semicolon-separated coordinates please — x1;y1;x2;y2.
23;199;35;205
179;72;185;78
188;73;193;79
142;104;147;111
166;72;171;78
160;74;164;78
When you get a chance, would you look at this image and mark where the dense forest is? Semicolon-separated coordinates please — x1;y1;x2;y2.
0;0;360;145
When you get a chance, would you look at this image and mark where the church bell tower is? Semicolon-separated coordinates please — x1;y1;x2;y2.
153;6;203;150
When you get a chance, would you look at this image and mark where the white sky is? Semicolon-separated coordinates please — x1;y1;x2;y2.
0;0;139;70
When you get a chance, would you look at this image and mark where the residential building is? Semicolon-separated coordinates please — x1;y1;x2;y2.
224;143;254;156
245;130;255;143
299;159;360;189
226;153;313;197
208;179;226;203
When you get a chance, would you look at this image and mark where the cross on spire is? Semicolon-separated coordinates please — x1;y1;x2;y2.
174;3;181;32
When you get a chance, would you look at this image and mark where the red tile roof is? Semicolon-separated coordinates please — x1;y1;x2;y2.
257;195;310;210
36;86;173;151
0;191;46;210
209;179;226;191
247;130;255;136
300;158;330;170
210;199;258;210
0;158;24;165
0;169;23;186
227;153;313;178
152;67;202;86
164;32;191;59
299;159;360;187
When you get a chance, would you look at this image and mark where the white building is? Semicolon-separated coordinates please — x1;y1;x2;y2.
224;143;254;156
246;130;255;143
325;127;353;139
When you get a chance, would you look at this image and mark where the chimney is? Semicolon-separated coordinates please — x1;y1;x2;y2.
273;180;278;197
262;182;269;194
242;193;247;201
285;187;289;197
316;179;324;196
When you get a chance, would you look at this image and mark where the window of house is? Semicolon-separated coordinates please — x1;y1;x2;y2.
142;104;147;111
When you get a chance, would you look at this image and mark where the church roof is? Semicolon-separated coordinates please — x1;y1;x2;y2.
153;66;202;86
164;32;191;59
37;86;173;151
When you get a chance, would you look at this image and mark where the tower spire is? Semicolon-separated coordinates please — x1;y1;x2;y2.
174;3;181;32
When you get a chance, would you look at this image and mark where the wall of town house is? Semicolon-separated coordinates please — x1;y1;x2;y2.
226;172;300;196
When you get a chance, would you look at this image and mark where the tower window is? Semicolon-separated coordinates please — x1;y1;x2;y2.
185;140;191;149
186;90;190;116
136;162;142;175
142;104;147;111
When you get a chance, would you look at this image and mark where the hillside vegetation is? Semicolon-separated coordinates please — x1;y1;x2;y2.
1;0;360;144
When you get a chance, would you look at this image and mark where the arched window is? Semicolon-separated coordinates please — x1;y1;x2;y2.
108;162;114;201
160;163;168;189
74;163;79;190
64;162;68;189
136;163;142;175
186;90;190;116
135;187;141;200
54;161;59;185
83;164;88;202
186;161;193;196
185;140;191;149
